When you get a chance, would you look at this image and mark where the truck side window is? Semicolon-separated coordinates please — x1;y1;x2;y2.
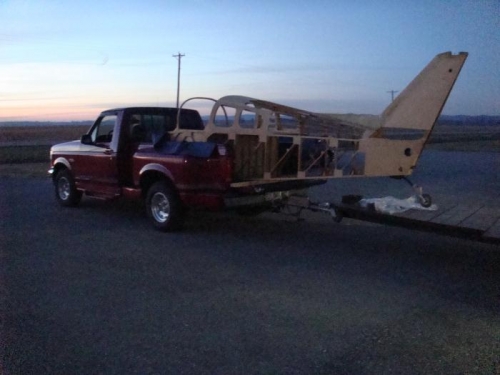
91;115;117;143
131;115;171;144
179;111;204;130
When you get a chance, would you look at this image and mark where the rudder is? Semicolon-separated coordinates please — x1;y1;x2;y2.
374;52;468;135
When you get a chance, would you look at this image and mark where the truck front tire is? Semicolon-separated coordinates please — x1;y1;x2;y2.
54;169;82;207
146;181;184;231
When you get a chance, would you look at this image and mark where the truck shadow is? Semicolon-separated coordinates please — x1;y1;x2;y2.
73;194;500;314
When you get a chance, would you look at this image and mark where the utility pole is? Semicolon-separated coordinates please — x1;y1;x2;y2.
387;90;399;102
173;52;185;108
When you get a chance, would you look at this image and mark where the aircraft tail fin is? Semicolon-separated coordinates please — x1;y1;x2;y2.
374;52;468;135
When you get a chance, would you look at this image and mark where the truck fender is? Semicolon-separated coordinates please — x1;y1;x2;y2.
138;163;177;195
139;163;175;181
53;157;72;171
49;157;73;183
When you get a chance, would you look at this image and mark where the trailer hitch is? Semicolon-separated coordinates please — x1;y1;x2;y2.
282;195;343;223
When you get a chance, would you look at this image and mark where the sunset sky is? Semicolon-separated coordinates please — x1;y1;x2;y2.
0;0;499;121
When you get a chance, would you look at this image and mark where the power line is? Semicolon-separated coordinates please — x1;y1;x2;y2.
387;90;399;102
173;52;185;108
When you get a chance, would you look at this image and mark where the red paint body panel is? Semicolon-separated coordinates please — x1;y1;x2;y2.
132;148;233;207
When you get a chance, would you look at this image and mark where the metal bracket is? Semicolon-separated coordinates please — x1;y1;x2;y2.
283;196;343;222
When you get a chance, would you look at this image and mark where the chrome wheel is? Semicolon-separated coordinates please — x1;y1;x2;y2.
151;192;170;223
146;181;183;231
57;176;71;201
54;169;82;207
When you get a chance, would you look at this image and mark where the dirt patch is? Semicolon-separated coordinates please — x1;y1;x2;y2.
0;145;52;164
0;163;49;178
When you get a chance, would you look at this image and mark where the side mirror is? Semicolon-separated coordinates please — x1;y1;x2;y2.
81;134;93;145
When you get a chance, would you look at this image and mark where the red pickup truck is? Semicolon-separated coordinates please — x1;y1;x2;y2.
49;106;245;231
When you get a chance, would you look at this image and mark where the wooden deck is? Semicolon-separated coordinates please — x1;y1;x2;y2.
398;201;500;244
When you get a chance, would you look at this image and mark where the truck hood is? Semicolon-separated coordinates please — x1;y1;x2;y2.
50;140;82;152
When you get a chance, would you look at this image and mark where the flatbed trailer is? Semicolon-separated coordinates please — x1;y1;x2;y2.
283;195;500;245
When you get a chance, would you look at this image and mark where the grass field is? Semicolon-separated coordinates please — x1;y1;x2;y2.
0;125;88;164
0;125;89;143
0;124;499;177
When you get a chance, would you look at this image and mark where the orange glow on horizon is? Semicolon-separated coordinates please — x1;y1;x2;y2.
0;98;216;122
0;104;105;122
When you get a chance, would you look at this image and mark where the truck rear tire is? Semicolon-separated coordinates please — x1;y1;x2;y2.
54;169;82;207
146;181;184;231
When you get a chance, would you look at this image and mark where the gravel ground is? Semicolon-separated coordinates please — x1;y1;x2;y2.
1;150;499;374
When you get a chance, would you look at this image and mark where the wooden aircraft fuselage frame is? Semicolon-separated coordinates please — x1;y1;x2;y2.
173;52;468;189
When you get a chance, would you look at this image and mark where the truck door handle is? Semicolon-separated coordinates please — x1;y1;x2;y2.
104;148;113;155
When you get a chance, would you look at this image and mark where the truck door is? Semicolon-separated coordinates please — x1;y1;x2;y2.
74;113;121;198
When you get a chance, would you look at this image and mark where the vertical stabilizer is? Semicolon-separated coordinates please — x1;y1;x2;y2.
376;52;468;132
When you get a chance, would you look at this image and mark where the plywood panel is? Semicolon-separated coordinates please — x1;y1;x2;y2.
460;208;500;231
484;218;500;240
431;204;483;226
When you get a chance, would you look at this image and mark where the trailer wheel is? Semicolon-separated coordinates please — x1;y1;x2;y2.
420;193;432;208
146;181;184;231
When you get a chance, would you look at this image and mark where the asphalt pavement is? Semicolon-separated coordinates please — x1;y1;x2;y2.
1;150;499;374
